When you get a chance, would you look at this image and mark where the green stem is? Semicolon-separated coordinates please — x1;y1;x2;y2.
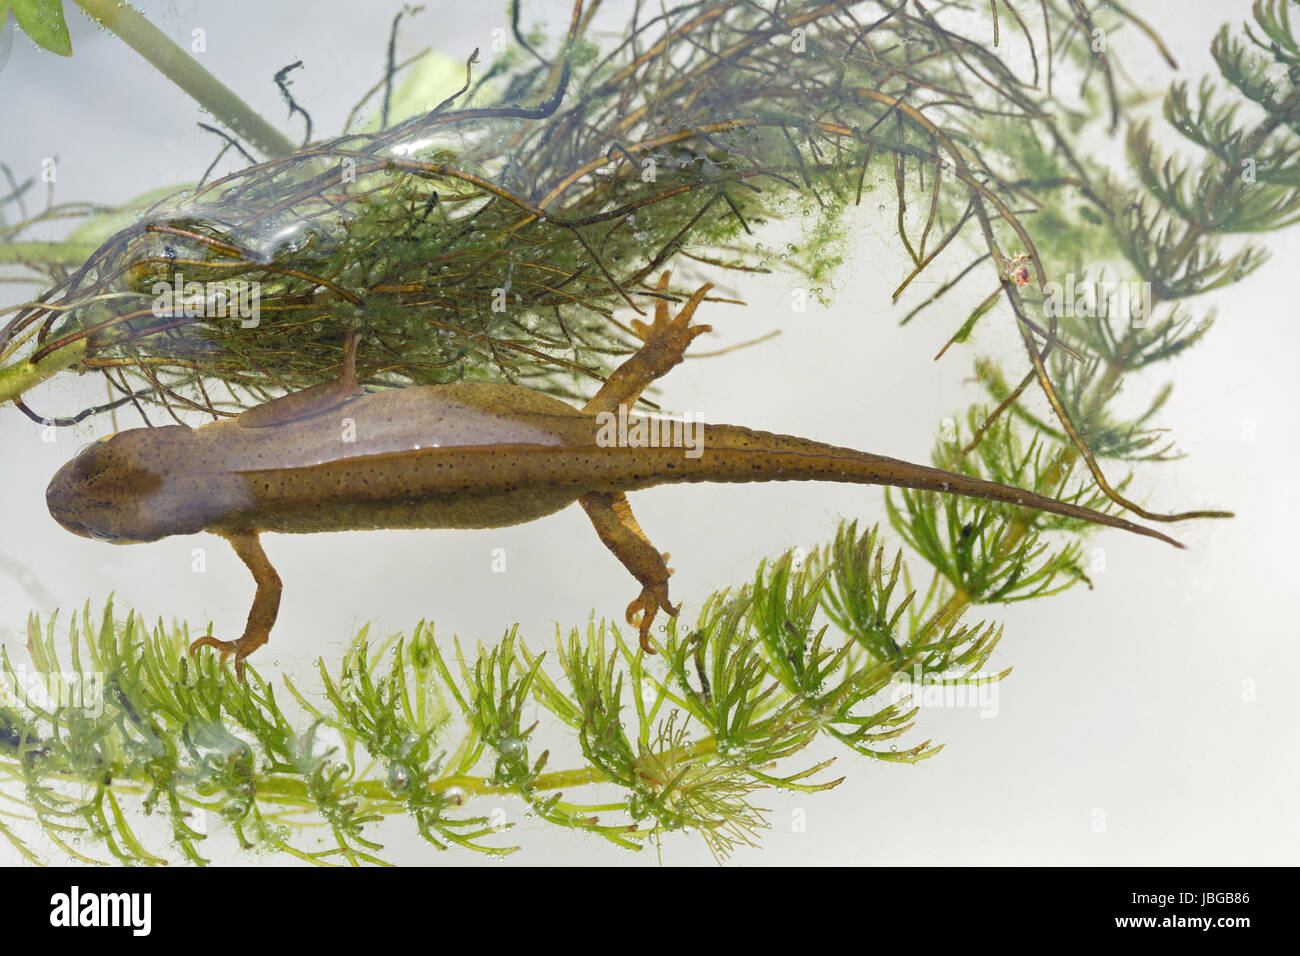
0;242;100;265
71;0;296;159
0;337;88;406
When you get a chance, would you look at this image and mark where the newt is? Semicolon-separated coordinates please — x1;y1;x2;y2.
45;271;1182;679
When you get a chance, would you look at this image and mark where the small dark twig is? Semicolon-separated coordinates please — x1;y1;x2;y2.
274;60;314;145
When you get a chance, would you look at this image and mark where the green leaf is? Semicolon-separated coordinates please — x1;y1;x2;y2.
5;0;73;57
64;183;194;246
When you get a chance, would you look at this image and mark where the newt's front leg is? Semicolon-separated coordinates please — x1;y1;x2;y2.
187;338;358;679
582;271;713;652
582;271;713;415
189;531;282;681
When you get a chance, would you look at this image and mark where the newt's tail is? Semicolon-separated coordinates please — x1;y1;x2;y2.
616;422;1184;548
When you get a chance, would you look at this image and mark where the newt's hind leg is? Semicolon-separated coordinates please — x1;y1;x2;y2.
580;491;676;653
582;271;713;416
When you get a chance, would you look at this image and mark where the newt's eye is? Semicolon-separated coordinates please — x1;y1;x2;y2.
87;527;121;542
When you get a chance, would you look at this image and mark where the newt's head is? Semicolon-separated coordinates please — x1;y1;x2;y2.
46;425;212;543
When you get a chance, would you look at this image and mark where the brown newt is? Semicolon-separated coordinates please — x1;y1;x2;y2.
45;271;1182;678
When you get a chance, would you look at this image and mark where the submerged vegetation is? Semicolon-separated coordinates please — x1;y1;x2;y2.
1;0;1298;862
2;523;997;863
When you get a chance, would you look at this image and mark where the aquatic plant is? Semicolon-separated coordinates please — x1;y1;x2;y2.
1;0;1295;862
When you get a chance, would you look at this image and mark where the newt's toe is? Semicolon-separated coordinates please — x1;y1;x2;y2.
632;275;714;366
188;633;263;682
626;581;679;654
189;634;237;660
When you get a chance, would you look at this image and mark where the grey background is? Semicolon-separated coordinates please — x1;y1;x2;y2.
0;1;1296;865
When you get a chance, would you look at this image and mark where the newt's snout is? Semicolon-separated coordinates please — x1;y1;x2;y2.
45;427;203;544
46;441;136;543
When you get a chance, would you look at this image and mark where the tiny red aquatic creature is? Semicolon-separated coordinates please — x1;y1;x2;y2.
1005;252;1032;287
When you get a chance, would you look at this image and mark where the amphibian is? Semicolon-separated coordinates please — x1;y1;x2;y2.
46;272;1181;678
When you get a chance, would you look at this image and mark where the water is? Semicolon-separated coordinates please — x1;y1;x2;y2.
1;0;1297;869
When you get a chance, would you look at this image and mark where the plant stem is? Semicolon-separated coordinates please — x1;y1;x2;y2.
71;0;296;159
0;337;88;406
0;242;100;265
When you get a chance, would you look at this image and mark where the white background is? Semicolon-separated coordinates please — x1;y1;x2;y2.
0;0;1296;865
